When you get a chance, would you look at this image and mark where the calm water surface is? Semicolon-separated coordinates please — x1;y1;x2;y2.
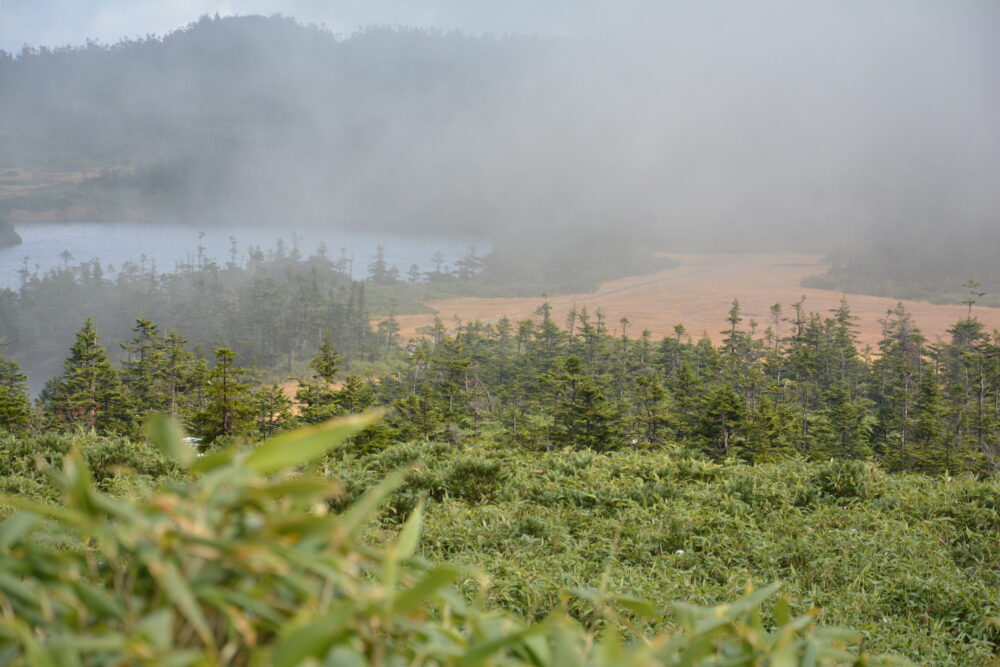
0;222;478;290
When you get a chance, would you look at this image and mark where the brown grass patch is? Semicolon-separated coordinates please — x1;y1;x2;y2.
396;253;1000;348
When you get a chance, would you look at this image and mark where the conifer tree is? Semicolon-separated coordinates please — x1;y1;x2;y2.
696;386;745;459
162;329;194;419
874;304;925;468
296;337;344;423
0;351;31;433
550;355;627;451
632;373;672;446
816;383;872;459
120;318;168;419
910;365;952;472
393;388;445;441
250;384;293;438
190;348;252;442
45;318;130;433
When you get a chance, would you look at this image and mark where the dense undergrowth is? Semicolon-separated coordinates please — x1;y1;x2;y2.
326;435;1000;664
0;416;916;665
3;422;997;663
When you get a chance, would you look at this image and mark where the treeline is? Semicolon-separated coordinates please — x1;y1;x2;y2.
0;237;673;385
4;295;1000;473
368;299;1000;473
804;223;1000;307
0;240;473;383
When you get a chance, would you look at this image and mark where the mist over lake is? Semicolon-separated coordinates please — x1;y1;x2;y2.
0;222;477;290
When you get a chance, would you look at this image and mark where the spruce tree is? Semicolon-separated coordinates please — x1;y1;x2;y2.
249;384;293;438
550;356;627;451
632;373;672;446
120;318;168;419
910;365;954;472
46;318;130;434
296;337;344;424
695;386;746;459
162;329;194;419
816;383;872;459
0;352;31;433
190;348;252;442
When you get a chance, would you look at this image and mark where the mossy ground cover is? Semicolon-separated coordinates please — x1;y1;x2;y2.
329;439;1000;664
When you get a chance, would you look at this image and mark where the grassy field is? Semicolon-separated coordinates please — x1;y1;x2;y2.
396;253;1000;348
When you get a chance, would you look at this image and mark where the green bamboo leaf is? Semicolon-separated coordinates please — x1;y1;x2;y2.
245;411;381;476
247;478;340;503
0;572;40;610
550;623;583;667
392;565;464;615
61;449;96;514
141;554;214;649
322;644;366;667
0;512;39;549
189;446;236;474
210;588;284;627
145;415;193;466
71;581;126;620
337;468;408;538
0;494;95;531
394;499;425;561
271;601;354;667
773;596;792;626
134;609;174;651
458;623;548;667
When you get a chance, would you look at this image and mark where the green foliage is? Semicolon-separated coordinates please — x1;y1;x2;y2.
41;318;131;434
0;430;176;503
189;348;253;442
331;441;999;663
0;415;904;665
810;459;884;500
0;351;31;433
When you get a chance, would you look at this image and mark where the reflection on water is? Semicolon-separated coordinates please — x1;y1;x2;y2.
0;222;478;290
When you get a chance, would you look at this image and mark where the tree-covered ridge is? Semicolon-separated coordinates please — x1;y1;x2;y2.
803;224;1000;307
0;15;557;233
4;290;1000;474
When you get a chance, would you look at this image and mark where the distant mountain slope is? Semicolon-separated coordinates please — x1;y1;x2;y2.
0;16;555;233
803;224;1000;308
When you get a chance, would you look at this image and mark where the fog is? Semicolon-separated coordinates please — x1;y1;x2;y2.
2;0;999;253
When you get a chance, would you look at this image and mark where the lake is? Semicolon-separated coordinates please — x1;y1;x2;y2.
0;222;480;290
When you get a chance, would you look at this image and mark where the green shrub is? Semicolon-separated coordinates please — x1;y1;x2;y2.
0;415;904;665
812;459;885;500
445;457;510;502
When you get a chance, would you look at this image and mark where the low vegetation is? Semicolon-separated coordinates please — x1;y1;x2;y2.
0;414;921;664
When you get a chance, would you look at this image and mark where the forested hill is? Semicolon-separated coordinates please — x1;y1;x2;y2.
0;16;555;232
805;223;1000;307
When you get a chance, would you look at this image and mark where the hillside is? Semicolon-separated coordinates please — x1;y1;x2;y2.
0;15;556;233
